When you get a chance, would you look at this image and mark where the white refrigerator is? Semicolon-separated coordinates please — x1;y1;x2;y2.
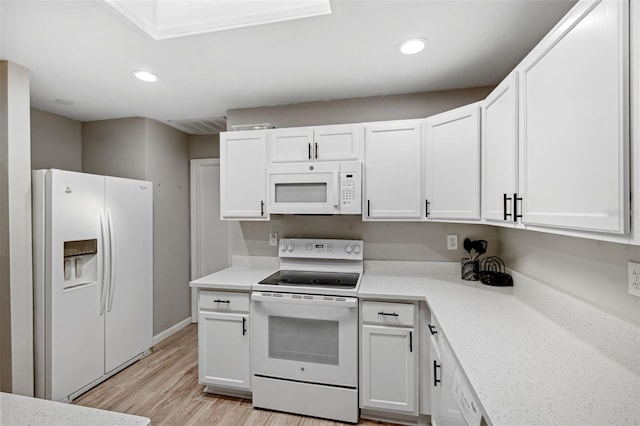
33;169;153;402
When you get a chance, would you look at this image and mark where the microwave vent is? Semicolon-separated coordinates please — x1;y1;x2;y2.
167;116;227;134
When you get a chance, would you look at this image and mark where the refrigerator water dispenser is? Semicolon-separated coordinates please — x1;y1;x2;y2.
63;239;98;288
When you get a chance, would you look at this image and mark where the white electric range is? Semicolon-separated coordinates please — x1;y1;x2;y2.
251;238;363;424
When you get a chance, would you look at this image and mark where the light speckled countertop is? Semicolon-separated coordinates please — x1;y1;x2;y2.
0;392;150;426
189;259;640;426
360;268;640;426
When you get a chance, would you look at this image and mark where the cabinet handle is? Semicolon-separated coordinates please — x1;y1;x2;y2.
308;143;312;160
503;193;512;221
377;311;399;317
513;193;523;222
367;200;371;217
425;199;430;218
242;317;247;336
213;299;230;304
433;361;441;386
428;324;437;335
260;200;264;216
315;142;318;159
409;331;413;352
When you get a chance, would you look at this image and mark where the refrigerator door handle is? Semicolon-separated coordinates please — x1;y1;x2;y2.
106;209;117;312
99;209;109;315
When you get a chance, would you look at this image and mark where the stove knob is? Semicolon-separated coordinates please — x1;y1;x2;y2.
280;241;287;251
353;245;361;254
287;244;294;252
345;245;353;254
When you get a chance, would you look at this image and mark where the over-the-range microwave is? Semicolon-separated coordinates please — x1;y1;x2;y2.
267;161;361;215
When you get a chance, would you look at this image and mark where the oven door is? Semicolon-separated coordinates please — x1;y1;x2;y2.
251;291;358;387
268;163;340;214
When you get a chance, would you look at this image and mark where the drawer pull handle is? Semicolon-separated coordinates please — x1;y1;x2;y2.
433;361;441;387
377;311;398;317
214;299;231;304
428;324;437;335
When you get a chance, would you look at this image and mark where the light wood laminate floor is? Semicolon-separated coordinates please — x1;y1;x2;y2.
74;324;398;425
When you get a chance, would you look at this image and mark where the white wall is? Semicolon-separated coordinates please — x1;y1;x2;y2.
0;61;34;395
30;108;81;171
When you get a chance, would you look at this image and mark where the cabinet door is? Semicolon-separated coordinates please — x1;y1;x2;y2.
198;311;250;390
431;342;465;426
270;128;314;163
364;121;422;220
220;131;269;220
482;73;518;224
361;325;417;414
314;124;361;161
425;103;480;221
519;0;629;234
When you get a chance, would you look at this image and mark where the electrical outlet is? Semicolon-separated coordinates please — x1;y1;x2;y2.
446;234;458;251
627;261;640;297
269;232;278;247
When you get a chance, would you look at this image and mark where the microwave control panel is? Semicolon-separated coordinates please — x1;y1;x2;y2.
339;163;361;214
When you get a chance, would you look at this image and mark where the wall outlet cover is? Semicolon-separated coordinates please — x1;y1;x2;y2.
269;232;278;247
627;261;640;297
447;234;458;251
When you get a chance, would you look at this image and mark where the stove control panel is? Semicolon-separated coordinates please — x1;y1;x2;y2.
279;238;363;260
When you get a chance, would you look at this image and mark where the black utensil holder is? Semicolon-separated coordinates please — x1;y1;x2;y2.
461;259;479;281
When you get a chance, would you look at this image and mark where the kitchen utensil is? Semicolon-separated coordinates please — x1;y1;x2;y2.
479;256;513;286
471;240;487;260
463;238;473;259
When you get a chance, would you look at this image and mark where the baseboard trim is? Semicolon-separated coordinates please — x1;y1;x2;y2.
153;317;191;346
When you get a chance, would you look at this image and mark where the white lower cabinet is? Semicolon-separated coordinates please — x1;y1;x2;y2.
198;291;251;392
360;301;418;415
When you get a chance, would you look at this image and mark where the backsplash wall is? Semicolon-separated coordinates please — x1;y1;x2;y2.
228;217;500;262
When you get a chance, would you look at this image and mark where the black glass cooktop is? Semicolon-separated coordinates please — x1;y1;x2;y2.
258;270;360;288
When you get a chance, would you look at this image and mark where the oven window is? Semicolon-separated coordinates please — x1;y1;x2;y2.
274;183;327;203
268;316;339;365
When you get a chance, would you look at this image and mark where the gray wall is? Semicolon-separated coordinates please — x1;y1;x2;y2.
82;118;146;180
0;61;34;395
500;228;640;326
145;120;190;334
189;134;219;159
82;118;191;335
30;108;81;172
227;87;494;129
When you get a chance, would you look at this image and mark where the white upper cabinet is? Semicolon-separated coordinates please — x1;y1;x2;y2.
270;124;361;163
518;0;629;234
363;120;422;220
482;73;519;225
220;130;269;220
424;103;481;221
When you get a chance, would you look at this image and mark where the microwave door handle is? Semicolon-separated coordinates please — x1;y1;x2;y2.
331;171;340;208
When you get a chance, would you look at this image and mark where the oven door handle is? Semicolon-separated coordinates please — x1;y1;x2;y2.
251;293;357;308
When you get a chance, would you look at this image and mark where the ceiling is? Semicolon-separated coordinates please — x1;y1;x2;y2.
0;0;577;131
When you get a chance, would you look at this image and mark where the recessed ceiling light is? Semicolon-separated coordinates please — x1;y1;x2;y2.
132;70;158;82
398;38;428;55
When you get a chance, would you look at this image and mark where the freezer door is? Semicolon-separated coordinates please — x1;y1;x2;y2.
47;170;106;401
104;176;153;373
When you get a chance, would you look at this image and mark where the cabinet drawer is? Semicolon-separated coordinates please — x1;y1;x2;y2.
362;301;415;326
199;291;250;312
